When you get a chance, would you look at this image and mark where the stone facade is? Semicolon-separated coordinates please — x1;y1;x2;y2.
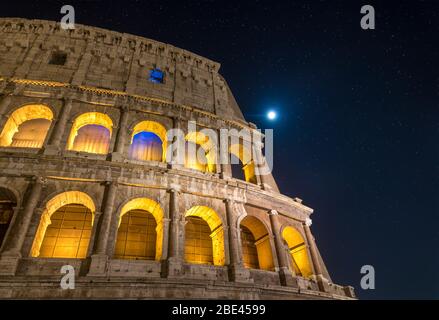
0;18;355;299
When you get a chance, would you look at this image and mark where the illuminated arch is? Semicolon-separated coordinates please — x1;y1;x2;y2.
282;226;313;278
0;104;53;148
185;132;217;173
184;206;225;266
30;191;96;258
114;197;164;261
67;112;113;154
229;143;256;184
240;215;274;271
129;120;167;162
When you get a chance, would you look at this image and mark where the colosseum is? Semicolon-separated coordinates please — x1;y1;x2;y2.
0;18;355;299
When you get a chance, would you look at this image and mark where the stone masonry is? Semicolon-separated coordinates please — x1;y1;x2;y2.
0;18;355;299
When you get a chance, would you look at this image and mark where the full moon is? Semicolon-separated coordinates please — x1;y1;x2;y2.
267;111;277;120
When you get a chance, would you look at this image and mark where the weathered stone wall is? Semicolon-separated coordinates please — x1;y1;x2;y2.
0;18;354;300
0;18;244;122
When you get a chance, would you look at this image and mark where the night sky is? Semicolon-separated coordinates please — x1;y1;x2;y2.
2;0;438;299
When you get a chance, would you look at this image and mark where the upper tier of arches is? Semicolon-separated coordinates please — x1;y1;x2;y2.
0;103;268;186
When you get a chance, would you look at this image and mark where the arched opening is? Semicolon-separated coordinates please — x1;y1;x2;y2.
0;187;17;248
240;225;259;269
230;153;246;181
114;198;164;261
240;216;274;271
229;143;256;184
0;104;53;148
282;226;313;278
129;120;167;162
67;112;113;154
184;206;225;266
185;132;216;173
31;191;96;258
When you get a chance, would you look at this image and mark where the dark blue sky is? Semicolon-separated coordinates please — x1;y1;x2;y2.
2;0;438;299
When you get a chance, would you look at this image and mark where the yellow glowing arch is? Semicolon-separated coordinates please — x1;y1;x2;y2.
118;197;164;260
185;132;217;173
229;143;256;183
185;206;225;266
0;104;53;147
30;191;96;258
67;112;113;151
131;120;167;162
282;226;313;278
240;215;274;271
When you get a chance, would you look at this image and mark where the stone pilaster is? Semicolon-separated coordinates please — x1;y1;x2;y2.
161;217;171;260
225;199;252;283
167;116;184;169
303;218;329;292
87;181;117;276
0;94;12;118
71;40;94;86
44;98;73;155
0;176;44;275
163;188;184;278
253;142;272;191
269;210;298;287
111;106;130;162
218;128;231;179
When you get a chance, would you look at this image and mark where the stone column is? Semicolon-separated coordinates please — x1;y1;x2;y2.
164;188;184;277
88;181;117;276
0;94;12;117
303;218;329;292
269;210;298;287
44;98;73;155
225;199;252;283
167;117;183;169
218;129;231;179
111;106;130;162
253;142;271;190
161;217;171;260
0;176;44;275
0;94;12;132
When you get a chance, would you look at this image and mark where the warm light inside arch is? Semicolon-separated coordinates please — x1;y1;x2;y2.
229;143;256;183
67;112;113;153
131;120;167;162
118;197;164;261
240;215;274;271
0;104;53;147
185;132;217;173
185;206;225;266
30;191;96;258
282;226;313;278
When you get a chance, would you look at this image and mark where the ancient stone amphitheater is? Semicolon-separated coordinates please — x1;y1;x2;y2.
0;18;354;299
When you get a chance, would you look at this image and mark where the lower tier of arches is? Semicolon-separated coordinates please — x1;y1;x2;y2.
0;175;355;299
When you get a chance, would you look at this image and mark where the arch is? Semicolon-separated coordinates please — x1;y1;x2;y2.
67;112;113;154
229;143;256;184
0;186;18;249
0;104;53;148
282;226;313;278
185;132;216;173
184;206;225;266
30;191;96;258
129;120;167;162
239;215;274;271
114;197;164;261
